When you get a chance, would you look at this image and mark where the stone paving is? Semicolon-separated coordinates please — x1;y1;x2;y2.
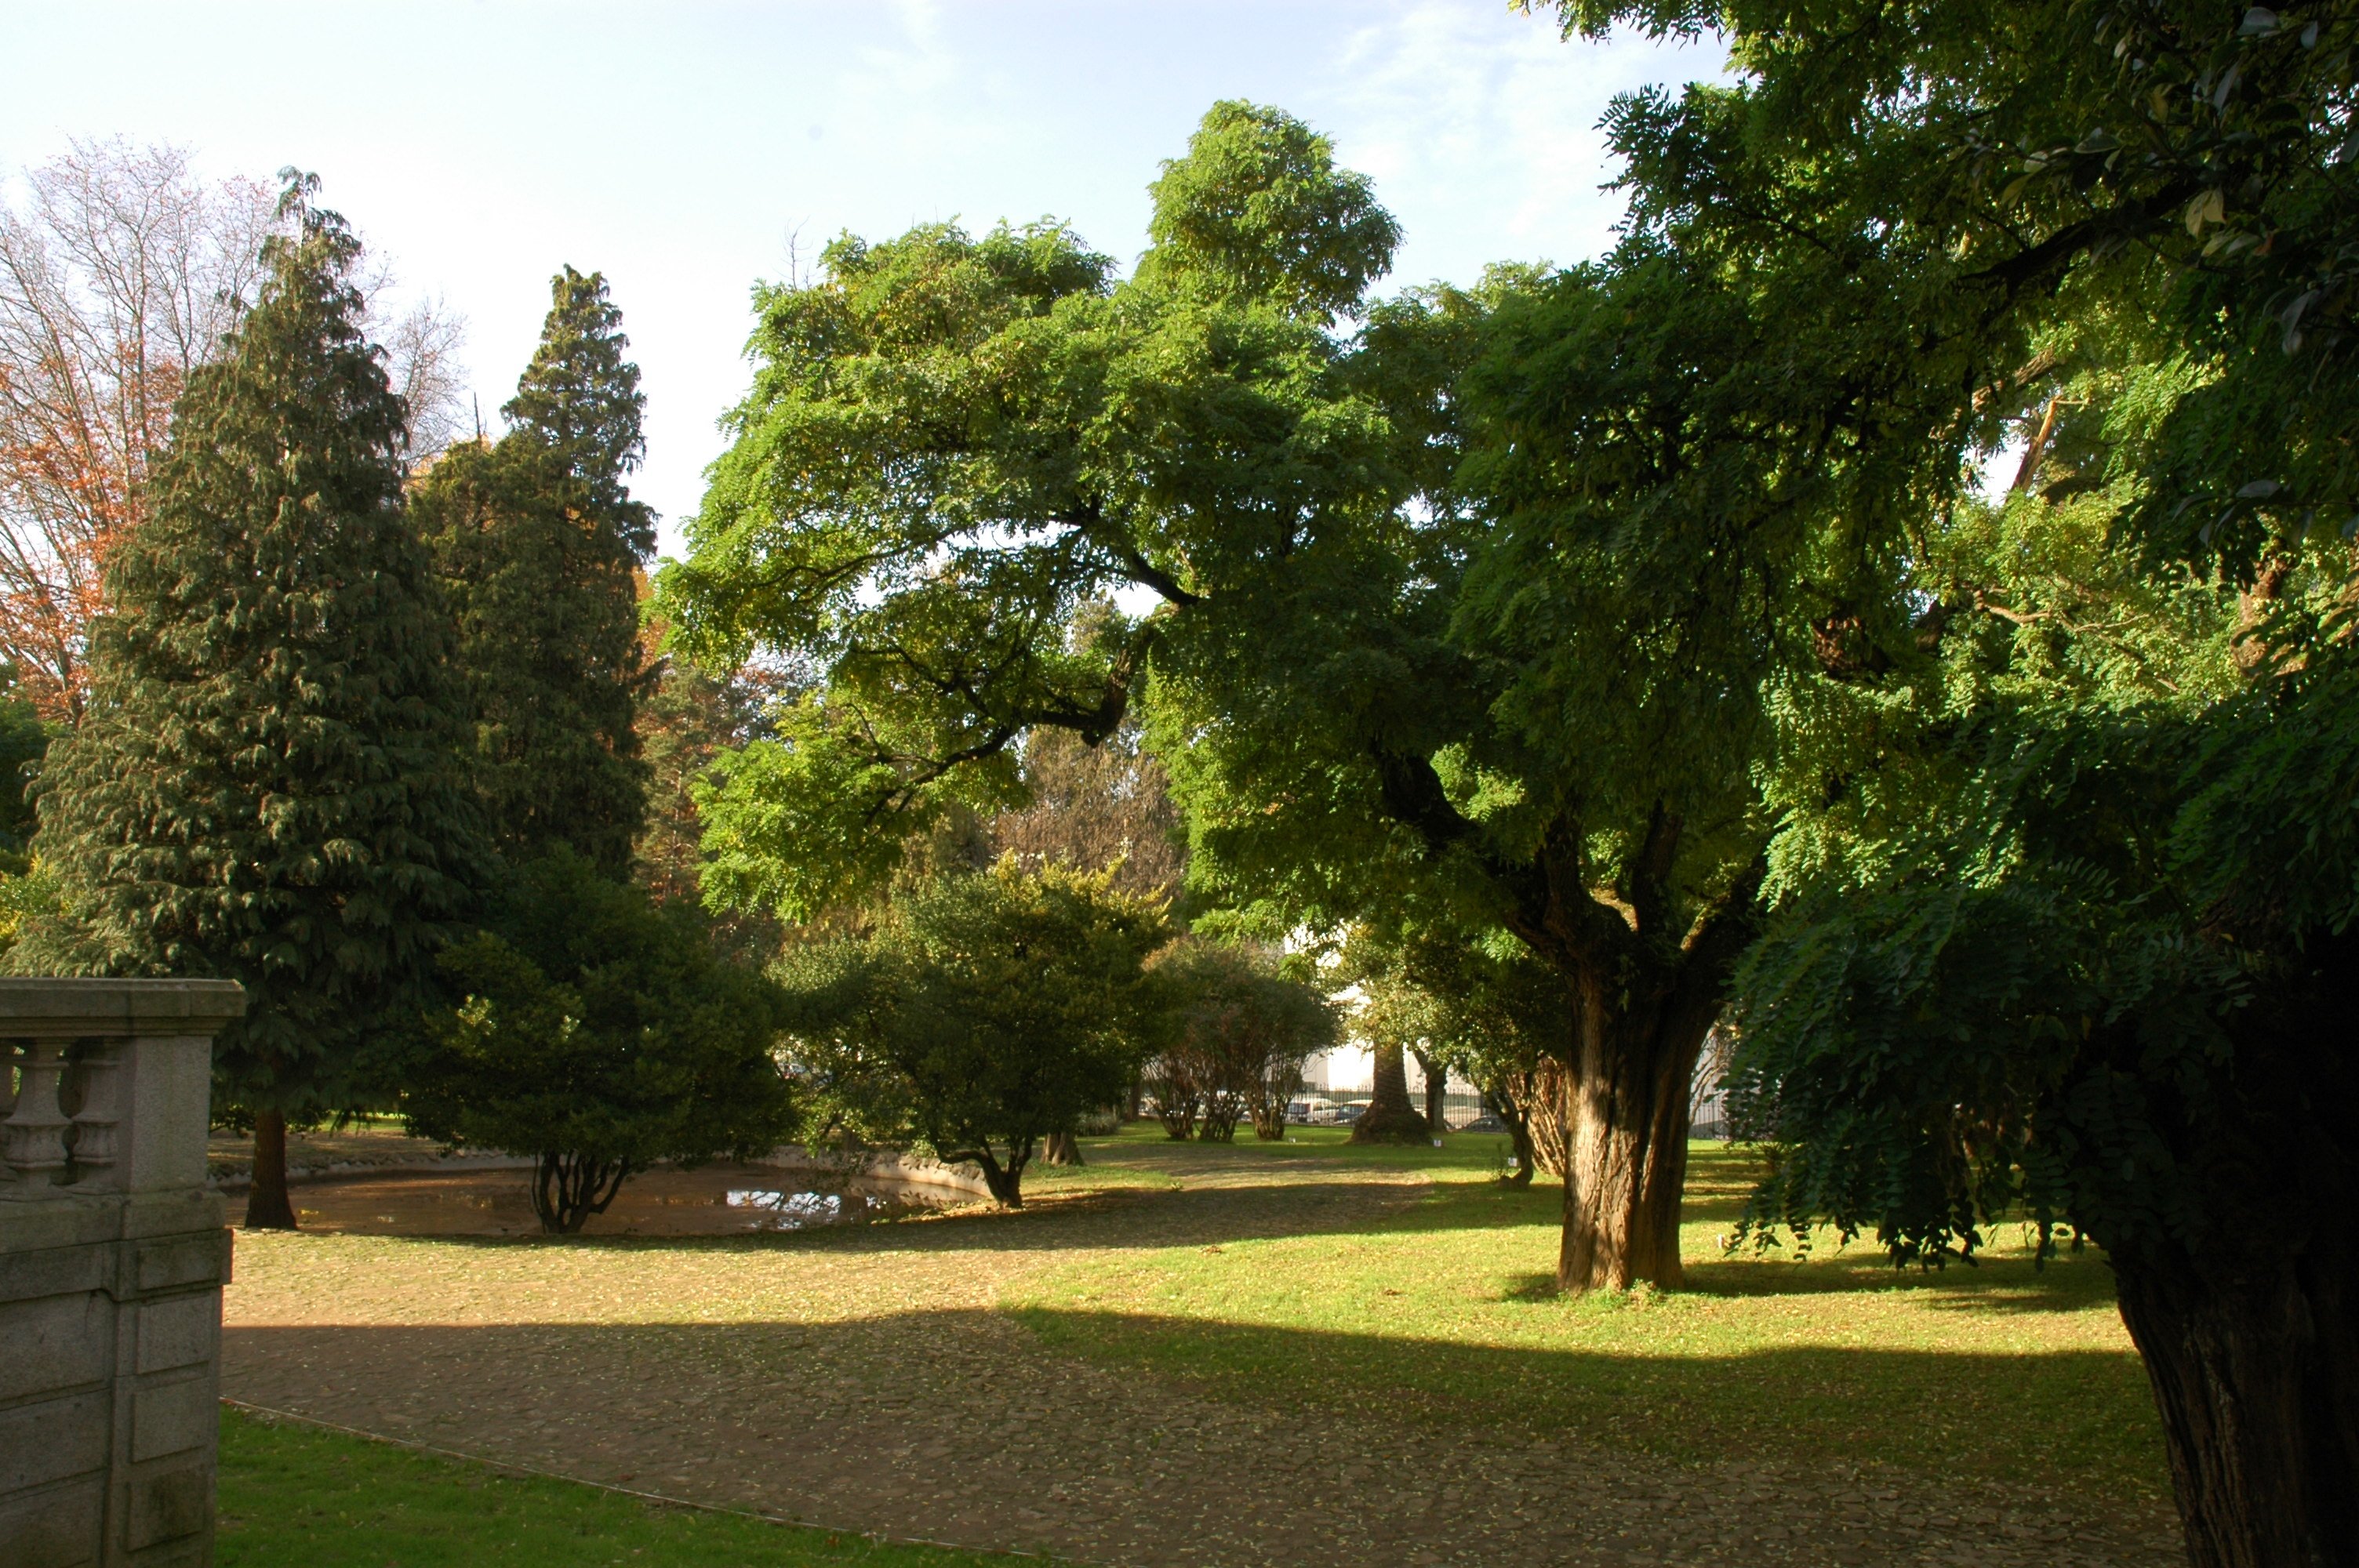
220;1162;2183;1567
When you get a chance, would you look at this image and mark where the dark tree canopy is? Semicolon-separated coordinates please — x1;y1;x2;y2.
12;176;487;1226
402;848;795;1234
415;266;653;875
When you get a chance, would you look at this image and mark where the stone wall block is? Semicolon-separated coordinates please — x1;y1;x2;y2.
0;978;244;1568
0;1475;104;1567
133;1298;216;1377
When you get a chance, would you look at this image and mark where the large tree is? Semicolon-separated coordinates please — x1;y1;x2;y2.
9;175;486;1229
1540;0;2359;1558
660;100;1773;1291
415;266;652;874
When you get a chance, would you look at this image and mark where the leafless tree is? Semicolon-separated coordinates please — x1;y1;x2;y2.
0;141;467;721
0;140;271;720
377;292;471;459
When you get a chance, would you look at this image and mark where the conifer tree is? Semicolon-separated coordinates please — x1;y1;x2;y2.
12;174;487;1229
414;267;653;873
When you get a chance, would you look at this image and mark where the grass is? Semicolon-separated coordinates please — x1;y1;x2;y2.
221;1121;2172;1552
217;1406;1012;1568
1008;1128;2167;1508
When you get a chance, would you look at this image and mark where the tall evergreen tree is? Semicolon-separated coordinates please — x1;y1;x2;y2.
414;267;653;873
11;173;487;1229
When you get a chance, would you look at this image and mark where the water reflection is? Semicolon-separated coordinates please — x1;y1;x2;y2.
275;1162;971;1236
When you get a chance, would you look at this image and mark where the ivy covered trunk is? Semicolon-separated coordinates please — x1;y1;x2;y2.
243;1108;297;1231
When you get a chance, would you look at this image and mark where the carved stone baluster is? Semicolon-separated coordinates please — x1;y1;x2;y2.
0;1037;71;1187
64;1037;122;1189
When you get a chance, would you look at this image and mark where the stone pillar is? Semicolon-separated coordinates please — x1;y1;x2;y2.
0;978;246;1568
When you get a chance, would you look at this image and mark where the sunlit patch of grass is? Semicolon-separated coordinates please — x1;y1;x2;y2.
1005;1142;2166;1509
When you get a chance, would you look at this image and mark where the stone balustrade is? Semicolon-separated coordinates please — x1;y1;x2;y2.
0;978;245;1568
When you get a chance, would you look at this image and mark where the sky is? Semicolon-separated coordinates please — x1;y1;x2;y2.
2;1;1724;554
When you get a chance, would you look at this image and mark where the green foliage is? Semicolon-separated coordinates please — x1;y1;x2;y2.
10;175;486;1123
660;100;1412;925
1352;921;1568;1098
414;267;652;875
1135;100;1401;321
1510;0;2359;1282
662;94;1790;1284
0;667;50;949
0;667;46;869
1144;937;1339;1141
401;849;794;1233
776;859;1168;1203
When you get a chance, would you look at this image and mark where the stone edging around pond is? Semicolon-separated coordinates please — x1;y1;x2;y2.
209;1145;997;1200
761;1146;997;1200
210;1152;538;1193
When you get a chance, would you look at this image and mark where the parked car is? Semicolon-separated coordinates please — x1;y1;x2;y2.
1285;1095;1343;1125
1333;1102;1368;1126
1456;1112;1507;1134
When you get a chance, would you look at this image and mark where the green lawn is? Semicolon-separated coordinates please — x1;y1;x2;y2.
216;1407;1013;1568
1011;1128;2165;1507
220;1122;2171;1554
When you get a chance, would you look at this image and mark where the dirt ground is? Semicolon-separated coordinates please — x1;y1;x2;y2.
220;1152;2182;1568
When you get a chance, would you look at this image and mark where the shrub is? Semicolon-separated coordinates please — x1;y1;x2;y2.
1147;939;1339;1142
402;851;795;1232
780;858;1166;1204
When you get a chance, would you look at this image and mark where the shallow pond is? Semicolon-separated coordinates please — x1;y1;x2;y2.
283;1162;973;1236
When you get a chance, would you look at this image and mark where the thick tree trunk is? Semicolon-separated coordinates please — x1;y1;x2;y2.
1350;1040;1430;1144
2111;1242;2359;1566
1556;993;1713;1293
1414;1049;1448;1132
242;1108;298;1230
1043;1130;1084;1166
972;1140;1032;1207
